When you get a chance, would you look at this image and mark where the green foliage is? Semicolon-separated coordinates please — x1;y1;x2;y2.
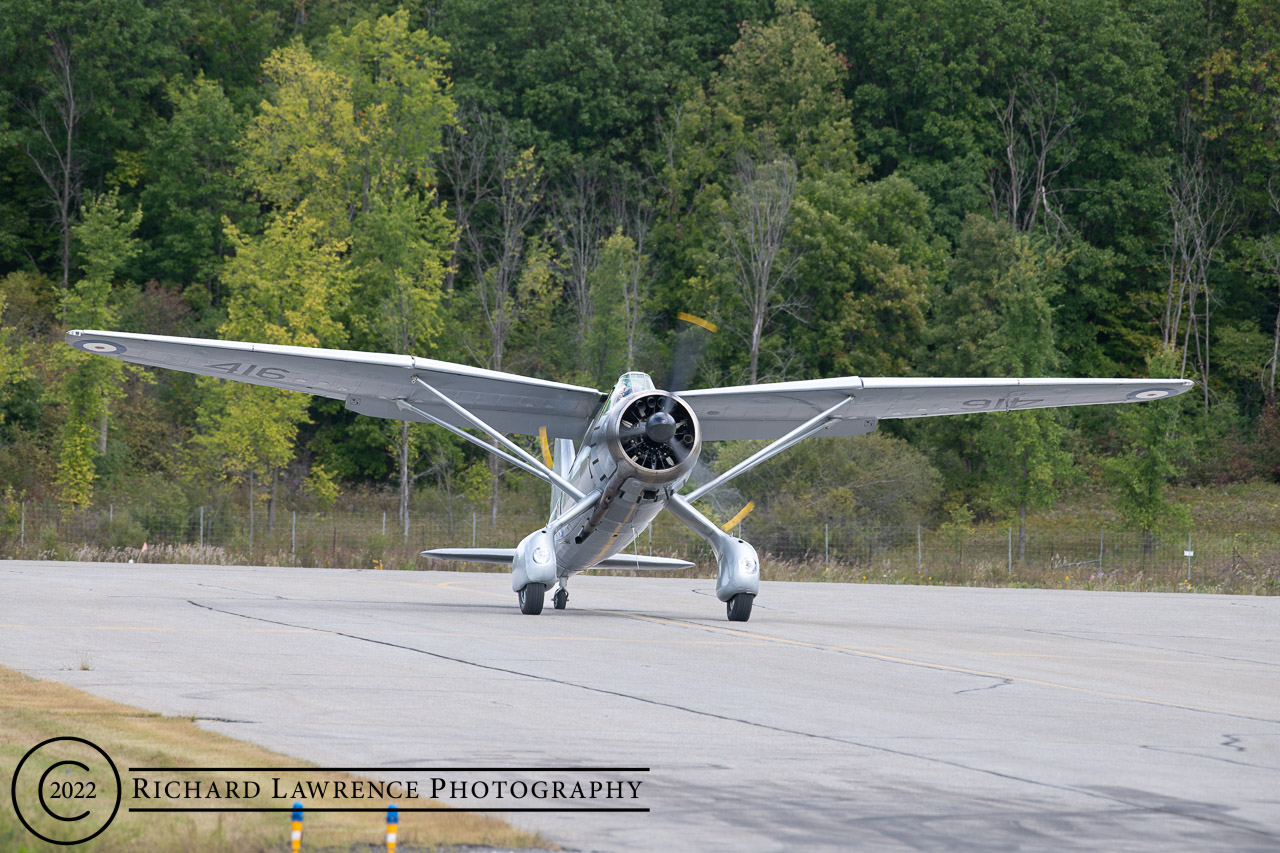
195;208;353;485
1197;0;1280;199
436;0;675;165
1104;349;1192;533
714;432;943;535
54;191;143;507
580;232;636;388
322;9;456;197
240;43;362;231
710;0;860;173
141;73;251;291
304;463;341;510
924;215;1074;521
1;0;1280;528
791;172;944;377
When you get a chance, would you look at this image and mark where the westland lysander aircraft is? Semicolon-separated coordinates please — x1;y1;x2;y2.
67;329;1191;621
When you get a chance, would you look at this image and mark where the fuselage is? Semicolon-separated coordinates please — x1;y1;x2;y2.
549;372;701;575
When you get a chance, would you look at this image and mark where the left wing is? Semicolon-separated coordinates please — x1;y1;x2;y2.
66;330;604;439
679;376;1194;441
420;547;695;571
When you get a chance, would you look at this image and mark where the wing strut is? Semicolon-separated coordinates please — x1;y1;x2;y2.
684;396;856;503
398;376;587;501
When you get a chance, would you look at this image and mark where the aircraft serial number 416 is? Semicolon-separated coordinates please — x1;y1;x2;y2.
68;330;1191;622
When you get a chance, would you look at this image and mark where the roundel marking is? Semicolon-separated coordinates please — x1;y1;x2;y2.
1125;387;1174;401
73;340;127;355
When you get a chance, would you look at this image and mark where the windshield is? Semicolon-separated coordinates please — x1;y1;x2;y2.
602;371;655;413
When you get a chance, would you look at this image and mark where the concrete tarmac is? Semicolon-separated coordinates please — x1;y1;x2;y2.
2;561;1278;852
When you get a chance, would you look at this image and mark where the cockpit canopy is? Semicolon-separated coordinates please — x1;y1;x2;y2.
603;371;656;413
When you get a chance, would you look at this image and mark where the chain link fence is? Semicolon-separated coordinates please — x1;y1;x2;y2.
2;501;1277;593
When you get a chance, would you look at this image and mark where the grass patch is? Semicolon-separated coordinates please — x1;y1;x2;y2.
0;665;548;852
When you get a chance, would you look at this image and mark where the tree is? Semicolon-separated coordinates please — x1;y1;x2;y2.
709;0;857;172
987;71;1081;239
239;43;361;233
790;171;943;378
719;154;800;384
1161;112;1237;408
195;208;353;526
2;0;185;291
434;0;675;166
349;188;452;528
54;190;142;507
322;9;456;211
1104;348;1191;548
926;215;1073;557
1197;0;1280;204
141;73;251;298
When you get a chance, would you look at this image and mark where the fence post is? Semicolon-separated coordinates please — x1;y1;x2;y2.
199;506;204;548
249;489;255;557
20;502;24;549
109;504;113;525
291;511;296;556
1187;531;1192;582
824;523;829;565
1007;527;1013;576
917;524;922;571
382;511;386;537
1099;529;1104;572
472;511;477;547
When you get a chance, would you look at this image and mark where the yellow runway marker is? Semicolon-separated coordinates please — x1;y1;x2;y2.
676;312;718;333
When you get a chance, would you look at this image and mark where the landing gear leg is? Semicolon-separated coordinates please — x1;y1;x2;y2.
726;593;754;622
553;585;568;610
518;582;545;615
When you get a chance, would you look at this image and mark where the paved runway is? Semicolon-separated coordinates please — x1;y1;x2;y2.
2;561;1278;851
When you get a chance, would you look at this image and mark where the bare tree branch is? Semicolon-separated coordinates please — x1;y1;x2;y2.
720;153;801;384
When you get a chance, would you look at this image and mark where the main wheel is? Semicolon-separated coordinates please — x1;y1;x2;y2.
518;582;545;615
553;588;568;610
726;592;754;622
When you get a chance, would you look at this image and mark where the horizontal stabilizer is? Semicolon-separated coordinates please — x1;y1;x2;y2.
421;547;516;565
420;548;695;571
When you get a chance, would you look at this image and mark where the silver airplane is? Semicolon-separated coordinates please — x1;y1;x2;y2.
67;329;1192;621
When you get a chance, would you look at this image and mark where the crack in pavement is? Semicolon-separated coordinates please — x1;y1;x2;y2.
186;597;1280;844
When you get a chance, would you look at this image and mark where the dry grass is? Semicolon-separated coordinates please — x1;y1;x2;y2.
0;665;548;852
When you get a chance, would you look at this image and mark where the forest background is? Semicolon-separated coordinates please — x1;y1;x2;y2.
2;0;1280;552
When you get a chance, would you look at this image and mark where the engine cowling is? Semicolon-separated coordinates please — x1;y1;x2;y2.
604;391;701;486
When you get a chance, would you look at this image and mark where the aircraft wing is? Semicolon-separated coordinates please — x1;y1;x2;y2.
65;330;605;439
679;376;1194;441
420;548;695;571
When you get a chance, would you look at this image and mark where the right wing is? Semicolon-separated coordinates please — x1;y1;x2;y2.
65;330;605;439
420;548;695;571
679;376;1194;440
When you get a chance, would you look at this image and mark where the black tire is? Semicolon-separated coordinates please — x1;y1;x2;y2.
726;593;754;622
553;588;568;610
519;582;545;615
